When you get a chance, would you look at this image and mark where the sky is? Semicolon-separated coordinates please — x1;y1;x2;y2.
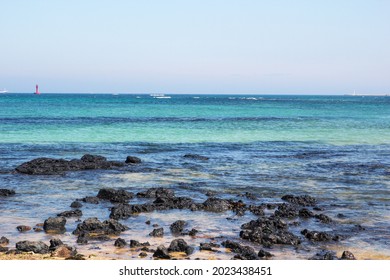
0;0;389;94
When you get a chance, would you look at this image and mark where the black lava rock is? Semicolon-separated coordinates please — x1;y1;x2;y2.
222;240;259;260
70;201;83;208
0;236;9;246
130;240;151;248
281;194;316;206
16;241;49;254
125;156;142;164
168;239;194;255
240;216;300;246
73;217;128;236
15;154;125;175
301;229;339;242
183;154;209;161
199;243;220;251
97;188;134;203
43;217;67;234
170;220;187;235
258;249;273;259
0;189;15;197
149;228;164;237
114;238;127;248
153;245;170;259
57;209;82;218
341;251;356;260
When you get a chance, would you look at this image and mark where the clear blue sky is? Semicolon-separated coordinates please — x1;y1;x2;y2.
1;0;389;94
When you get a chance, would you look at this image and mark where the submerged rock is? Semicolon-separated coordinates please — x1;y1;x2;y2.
70;201;83;208
97;188;134;203
15;154;125;175
183;154;209;161
136;187;175;199
81;196;100;204
0;189;15;197
57;209;82;218
43;217;67;234
168;239;194;255
281;194;317;206
125;156;142;164
16;241;49;254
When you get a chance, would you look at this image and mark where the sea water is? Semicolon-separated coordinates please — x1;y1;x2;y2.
0;94;389;259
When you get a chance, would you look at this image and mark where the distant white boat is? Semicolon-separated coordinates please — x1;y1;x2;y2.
0;89;8;94
150;93;171;99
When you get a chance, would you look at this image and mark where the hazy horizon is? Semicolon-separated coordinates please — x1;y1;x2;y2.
1;0;389;94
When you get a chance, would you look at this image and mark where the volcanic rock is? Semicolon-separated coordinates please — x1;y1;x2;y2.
97;188;134;203
43;217;67;234
16;241;49;254
168;239;194;255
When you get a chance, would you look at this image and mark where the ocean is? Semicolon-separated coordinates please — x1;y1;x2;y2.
0;93;389;259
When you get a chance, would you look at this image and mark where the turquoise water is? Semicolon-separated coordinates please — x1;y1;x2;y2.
1;94;389;144
0;94;389;259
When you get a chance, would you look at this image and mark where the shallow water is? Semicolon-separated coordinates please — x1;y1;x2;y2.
0;94;389;259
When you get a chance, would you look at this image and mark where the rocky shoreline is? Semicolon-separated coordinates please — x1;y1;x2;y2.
0;154;368;260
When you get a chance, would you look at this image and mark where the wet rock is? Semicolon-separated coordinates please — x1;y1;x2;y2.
110;196;195;219
313;207;324;211
315;214;333;224
200;243;220;251
281;195;316;206
125;156;142;164
188;229;198;236
139;252;148;258
0;247;8;252
258;249;273;259
301;229;339;242
43;217;67;234
136;187;175;199
0;189;15;197
299;208;314;218
51;245;77;258
76;233;89;244
16;241;49;254
202;197;233;212
16;225;32;232
129;240;150;248
73;217;128;236
240;216;300;246
170;220;187;235
309;250;338;260
243;192;257;200
34;227;43;232
183;154;209;161
341;251;356;260
65;254;86;260
222;240;259;260
145;220;151;225
337;213;347;219
97;188;134;203
49;239;64;250
168;239;194;255
70;201;83;208
81;196;100;204
57;209;82;218
114;238;127;248
249;205;265;216
274;203;299;218
153;245;170;259
15;154;125;175
0;236;9;246
149;228;164;237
